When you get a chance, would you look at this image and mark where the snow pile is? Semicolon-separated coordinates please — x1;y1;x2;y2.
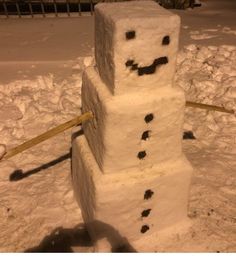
0;70;82;148
176;44;236;153
0;57;93;252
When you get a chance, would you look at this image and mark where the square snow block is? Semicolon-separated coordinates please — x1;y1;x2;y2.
72;133;192;251
81;66;186;174
95;0;181;95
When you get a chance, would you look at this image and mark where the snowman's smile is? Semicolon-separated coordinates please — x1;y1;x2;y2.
125;56;168;76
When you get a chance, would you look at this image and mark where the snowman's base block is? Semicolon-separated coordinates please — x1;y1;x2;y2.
72;132;193;252
93;218;192;252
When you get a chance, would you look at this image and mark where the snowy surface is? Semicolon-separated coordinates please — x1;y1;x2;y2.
0;0;235;252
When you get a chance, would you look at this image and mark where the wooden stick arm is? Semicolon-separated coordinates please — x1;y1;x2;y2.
186;101;234;114
1;111;93;161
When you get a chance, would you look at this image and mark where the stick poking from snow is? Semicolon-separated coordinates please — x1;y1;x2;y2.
1;112;93;161
186;101;234;114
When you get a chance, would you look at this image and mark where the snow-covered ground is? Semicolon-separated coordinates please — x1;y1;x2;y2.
0;0;235;252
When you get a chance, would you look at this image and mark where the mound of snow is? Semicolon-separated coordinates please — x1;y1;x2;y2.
176;44;236;152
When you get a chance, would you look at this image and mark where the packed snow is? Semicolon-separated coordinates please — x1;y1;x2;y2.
0;0;235;252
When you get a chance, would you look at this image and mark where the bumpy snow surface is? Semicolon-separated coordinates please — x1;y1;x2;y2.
0;45;235;252
0;57;94;252
176;45;236;153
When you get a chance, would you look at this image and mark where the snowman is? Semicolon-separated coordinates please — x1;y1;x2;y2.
72;0;192;251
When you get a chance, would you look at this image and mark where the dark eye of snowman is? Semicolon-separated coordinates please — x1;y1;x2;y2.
126;31;136;40
162;35;170;45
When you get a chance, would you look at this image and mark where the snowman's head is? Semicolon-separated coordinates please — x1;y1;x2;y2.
95;1;181;95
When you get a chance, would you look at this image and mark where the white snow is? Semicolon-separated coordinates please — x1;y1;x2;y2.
95;1;180;93
0;0;235;252
176;44;236;153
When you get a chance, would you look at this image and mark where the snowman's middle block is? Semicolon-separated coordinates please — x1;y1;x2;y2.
82;66;185;174
95;1;181;95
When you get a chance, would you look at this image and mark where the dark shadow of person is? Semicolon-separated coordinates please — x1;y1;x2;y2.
25;221;137;253
25;223;92;253
87;220;137;253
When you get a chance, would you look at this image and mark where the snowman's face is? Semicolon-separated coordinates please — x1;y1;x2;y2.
124;30;170;76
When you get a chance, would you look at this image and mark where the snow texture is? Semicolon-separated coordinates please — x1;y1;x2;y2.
81;66;186;173
0;58;93;252
176;44;236;153
0;46;235;253
0;0;235;252
95;1;180;94
72;134;192;248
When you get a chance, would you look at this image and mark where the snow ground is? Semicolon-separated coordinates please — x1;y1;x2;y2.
0;0;235;252
176;0;236;47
